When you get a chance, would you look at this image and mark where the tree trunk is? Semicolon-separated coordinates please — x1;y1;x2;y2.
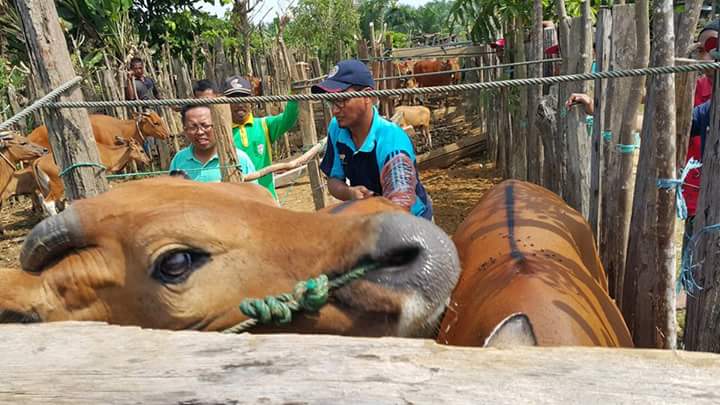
210;104;243;183
527;0;544;184
555;0;571;200
622;0;677;349
16;0;108;200
600;4;638;299
684;14;720;354
611;0;651;306
510;21;527;180
674;0;703;167
589;8;612;240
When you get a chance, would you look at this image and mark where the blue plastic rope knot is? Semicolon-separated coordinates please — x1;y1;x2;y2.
657;158;703;220
602;130;612;142
559;107;568;118
678;223;720;294
616;132;641;154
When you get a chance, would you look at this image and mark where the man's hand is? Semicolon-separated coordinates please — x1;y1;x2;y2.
348;185;374;200
565;93;594;115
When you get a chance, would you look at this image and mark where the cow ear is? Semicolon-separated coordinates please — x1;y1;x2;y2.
483;313;537;348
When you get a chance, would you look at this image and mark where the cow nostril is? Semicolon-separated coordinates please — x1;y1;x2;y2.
374;246;421;268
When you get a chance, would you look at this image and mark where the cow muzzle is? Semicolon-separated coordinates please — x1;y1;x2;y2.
338;212;460;336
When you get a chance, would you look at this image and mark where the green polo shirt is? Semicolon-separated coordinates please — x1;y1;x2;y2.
232;101;299;198
169;146;257;183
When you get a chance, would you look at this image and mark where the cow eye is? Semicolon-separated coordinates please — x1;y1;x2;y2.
152;249;209;284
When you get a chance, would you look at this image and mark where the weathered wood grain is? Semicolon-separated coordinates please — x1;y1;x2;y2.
0;322;719;404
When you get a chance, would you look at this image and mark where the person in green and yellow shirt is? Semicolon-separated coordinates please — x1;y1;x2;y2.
222;75;299;199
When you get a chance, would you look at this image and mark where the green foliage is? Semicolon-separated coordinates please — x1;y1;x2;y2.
358;0;459;40
450;0;595;43
285;0;360;65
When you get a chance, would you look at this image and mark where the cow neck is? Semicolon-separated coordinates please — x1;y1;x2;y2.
0;153;16;196
100;145;133;172
133;116;147;143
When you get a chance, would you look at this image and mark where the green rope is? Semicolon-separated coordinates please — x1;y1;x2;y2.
223;262;380;334
58;162;106;177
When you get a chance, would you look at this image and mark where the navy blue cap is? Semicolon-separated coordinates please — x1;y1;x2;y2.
312;60;375;94
222;75;253;96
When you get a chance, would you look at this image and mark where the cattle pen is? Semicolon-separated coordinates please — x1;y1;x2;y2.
4;0;720;402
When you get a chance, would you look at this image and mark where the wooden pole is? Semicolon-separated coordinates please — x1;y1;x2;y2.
294;62;327;210
16;0;108;200
610;0;651;306
599;4;637;298
685;25;720;353
622;0;677;349
311;57;331;130
510;20;528;180
674;0;704;167
383;33;394;117
527;0;544;185
210;104;243;183
589;8;612;241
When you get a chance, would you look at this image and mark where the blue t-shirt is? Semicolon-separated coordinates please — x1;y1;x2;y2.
692;100;712;158
169;146;257;183
320;107;432;219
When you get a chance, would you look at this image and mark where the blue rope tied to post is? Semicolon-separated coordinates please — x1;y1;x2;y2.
603;130;612;142
58;162;106;177
678;223;720;294
559;107;568;118
586;116;594;137
616;132;641;153
657;158;703;220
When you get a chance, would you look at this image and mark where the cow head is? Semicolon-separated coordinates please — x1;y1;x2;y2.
0;132;47;165
126;138;151;166
0;178;461;337
134;111;170;140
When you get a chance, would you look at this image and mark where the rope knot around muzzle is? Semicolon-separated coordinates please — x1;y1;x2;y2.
239;275;330;325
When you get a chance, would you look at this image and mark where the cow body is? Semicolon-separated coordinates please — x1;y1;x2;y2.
412;59;460;88
437;180;633;347
27;112;169;149
0;133;47;233
32;139;150;215
394;106;432;148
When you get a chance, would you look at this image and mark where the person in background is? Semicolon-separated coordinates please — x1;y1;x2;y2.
222;75;299;199
169;104;256;184
694;21;718;106
125;57;161;155
312;60;433;220
193;79;219;98
125;57;160;101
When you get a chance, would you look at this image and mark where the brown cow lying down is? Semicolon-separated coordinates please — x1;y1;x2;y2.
437;180;633;347
0;178;461;337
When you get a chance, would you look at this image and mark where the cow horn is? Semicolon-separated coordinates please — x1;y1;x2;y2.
20;207;86;273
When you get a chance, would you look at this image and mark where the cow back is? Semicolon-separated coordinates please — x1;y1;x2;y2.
438;180;632;347
413;60;453;87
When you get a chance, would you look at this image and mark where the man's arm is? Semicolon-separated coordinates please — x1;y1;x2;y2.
125;80;136;100
264;100;299;142
327;178;374;201
380;151;418;211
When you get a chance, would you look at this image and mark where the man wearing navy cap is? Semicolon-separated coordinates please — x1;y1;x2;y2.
313;60;433;220
222;75;299;199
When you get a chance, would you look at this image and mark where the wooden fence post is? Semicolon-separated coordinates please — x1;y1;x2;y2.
527;0;544;185
589;8;612;240
622;0;677;349
16;0;108;200
685;25;720;354
210;104;243;183
557;2;592;219
294;62;327;210
510;21;528;180
674;1;703;167
311;56;331;131
599;4;637;298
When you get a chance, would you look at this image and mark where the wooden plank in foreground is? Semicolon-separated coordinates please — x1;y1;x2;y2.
1;322;720;404
418;134;486;170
